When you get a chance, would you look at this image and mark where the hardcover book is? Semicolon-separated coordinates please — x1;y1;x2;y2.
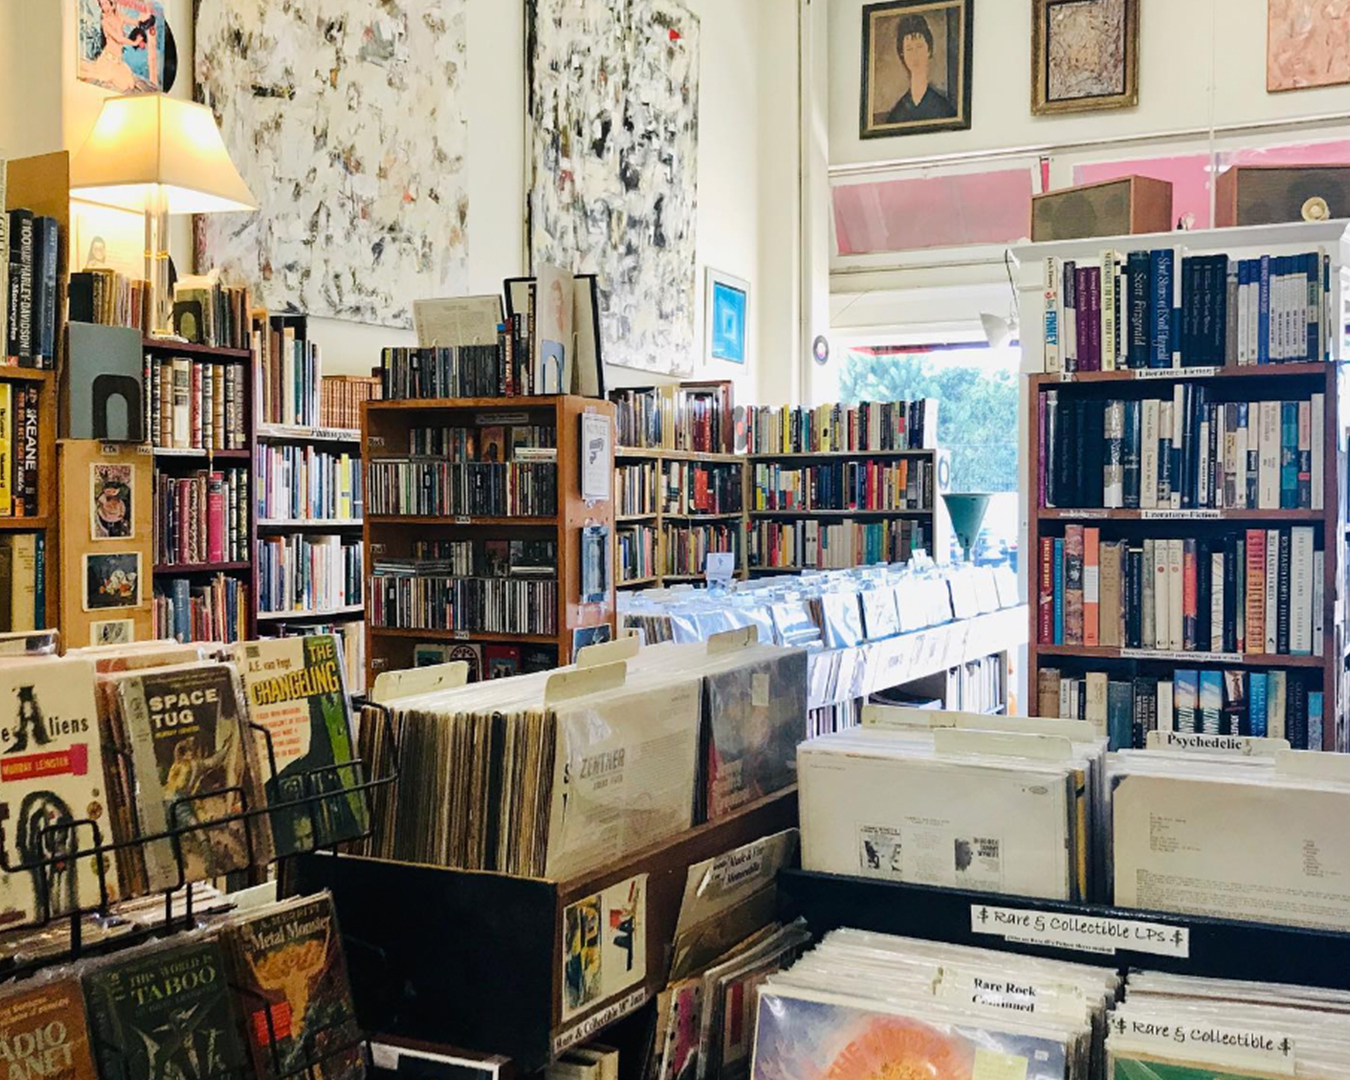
0;977;98;1080
233;635;368;855
0;658;115;928
224;893;364;1080
115;661;271;891
82;938;248;1080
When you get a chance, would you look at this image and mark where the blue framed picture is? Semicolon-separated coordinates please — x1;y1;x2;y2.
705;269;750;366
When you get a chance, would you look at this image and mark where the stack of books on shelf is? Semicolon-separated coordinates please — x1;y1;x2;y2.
146;354;248;451
665;521;740;577
171;275;252;350
5;208;60;369
611;386;669;449
1040;388;1324;510
320;374;380;429
740;399;938;454
255;316;321;425
257;444;362;522
0;381;40;517
153;466;250;567
610;381;734;452
69;267;148;331
0;532;43;631
1042;245;1332;372
752;458;933;511
663;460;743;515
618;524;658;584
617;458;658;516
153;572;249;643
749;516;930;570
381;341;534;400
258;533;363;615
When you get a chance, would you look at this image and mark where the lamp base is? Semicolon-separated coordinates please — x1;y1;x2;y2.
144;187;173;337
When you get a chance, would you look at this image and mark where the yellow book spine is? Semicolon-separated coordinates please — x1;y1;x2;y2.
0;383;14;517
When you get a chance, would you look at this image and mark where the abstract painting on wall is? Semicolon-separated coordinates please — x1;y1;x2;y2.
1268;0;1350;92
1031;0;1138;115
528;0;701;377
195;0;469;328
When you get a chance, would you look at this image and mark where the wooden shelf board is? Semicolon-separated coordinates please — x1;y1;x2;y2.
258;604;365;622
748;508;931;518
749;565;811;574
142;338;251;360
370;627;558;644
1035;643;1325;668
0;367;54;383
616;513;658;523
259;518;364;529
257;424;362;444
662;511;744;521
615;446;740;463
153;447;251;460
0;517;49;530
1040;508;1324;522
364;515;556;527
617;575;659;588
747;448;934;460
1032;360;1336;387
154;561;251;575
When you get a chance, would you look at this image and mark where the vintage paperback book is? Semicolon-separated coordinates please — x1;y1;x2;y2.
82;938;248;1080
0;977;99;1080
0;658;115;928
224;893;365;1080
116;661;270;891
233;635;367;855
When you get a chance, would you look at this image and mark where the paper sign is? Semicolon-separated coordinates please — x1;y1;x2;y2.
705;551;736;584
561;874;648;1021
1110;1017;1295;1075
973;1048;1028;1080
970;904;1189;957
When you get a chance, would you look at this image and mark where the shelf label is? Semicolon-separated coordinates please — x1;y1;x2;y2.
1109;1016;1295;1075
553;988;649;1056
1146;731;1288;756
1140;509;1221;520
455;515;472;525
453;631;469;641
368;436;386;448
1119;648;1243;663
1134;365;1219;380
970;904;1189;957
1047;508;1095;518
478;412;530;425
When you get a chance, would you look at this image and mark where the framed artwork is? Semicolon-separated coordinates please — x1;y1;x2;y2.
705;269;750;367
91;463;134;541
84;553;141;612
1268;0;1350;92
860;0;973;139
580;526;611;605
77;0;174;93
1032;0;1139;115
90;619;135;646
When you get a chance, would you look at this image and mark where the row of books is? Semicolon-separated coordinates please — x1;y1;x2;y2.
1038;525;1323;656
0;381;40;516
257;533;363;614
748;518;930;570
253;318;320;425
741;399;938;454
380;336;535;400
153;573;249;643
5;208;59;368
69;267;148;331
412;638;558;681
256;444;362;522
365;458;558;518
368;563;559;635
0;892;361;1080
611;382;733;453
664;522;741;577
173;274;252;350
319;373;380;429
618;523;658;582
146;355;249;451
153;466;250;567
664;460;743;515
751;458;933;512
410;537;556;579
1042;246;1331;372
616;460;658;516
1037;665;1323;750
1041;387;1325;510
0;532;42;631
408;420;554;460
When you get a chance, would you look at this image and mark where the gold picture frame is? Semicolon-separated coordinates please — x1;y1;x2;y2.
1032;0;1139;116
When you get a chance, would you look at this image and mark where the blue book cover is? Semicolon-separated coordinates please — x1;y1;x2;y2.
1252;255;1263;364
1198;670;1223;734
1305;252;1319;363
1280;400;1299;509
1175;668;1199;732
173;578;191;642
1249;672;1268;737
1127;250;1151;368
1107;679;1133;751
33;534;44;630
1053;537;1065;645
1324;253;1331;361
1310;690;1324;750
1149;249;1173;367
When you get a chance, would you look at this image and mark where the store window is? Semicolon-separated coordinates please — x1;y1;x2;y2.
840;341;1020;570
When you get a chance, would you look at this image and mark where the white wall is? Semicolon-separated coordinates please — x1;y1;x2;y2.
829;0;1350;169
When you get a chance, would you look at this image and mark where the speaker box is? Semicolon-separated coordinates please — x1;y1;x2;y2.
1031;176;1173;243
1215;165;1350;227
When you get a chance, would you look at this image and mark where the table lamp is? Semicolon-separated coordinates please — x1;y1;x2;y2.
942;492;991;563
70;94;256;337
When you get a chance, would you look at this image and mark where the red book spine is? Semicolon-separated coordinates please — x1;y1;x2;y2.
1183;538;1198;649
207;472;226;564
176;481;190;566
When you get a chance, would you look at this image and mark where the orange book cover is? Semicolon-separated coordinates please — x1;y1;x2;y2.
1245;528;1266;654
1083;527;1100;647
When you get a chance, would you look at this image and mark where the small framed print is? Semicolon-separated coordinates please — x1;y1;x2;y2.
91;462;134;540
705;269;749;366
580;526;610;604
861;0;974;139
84;552;141;612
1032;0;1139;115
90;619;135;646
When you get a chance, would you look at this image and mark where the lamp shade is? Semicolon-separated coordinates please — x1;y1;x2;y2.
942;492;992;561
71;94;256;215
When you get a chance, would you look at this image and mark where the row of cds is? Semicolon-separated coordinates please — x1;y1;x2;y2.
368;564;559;635
366;458;558;517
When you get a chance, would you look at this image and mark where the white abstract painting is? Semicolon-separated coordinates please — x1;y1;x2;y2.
196;0;469;328
529;0;701;376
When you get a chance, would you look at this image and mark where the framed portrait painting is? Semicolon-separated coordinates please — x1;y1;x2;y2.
861;0;973;139
1032;0;1139;115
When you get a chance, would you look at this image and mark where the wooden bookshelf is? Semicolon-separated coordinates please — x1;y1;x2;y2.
1015;219;1350;749
362;395;615;683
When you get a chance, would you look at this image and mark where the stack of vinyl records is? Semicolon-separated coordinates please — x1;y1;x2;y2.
1109;970;1350;1080
1110;748;1350;930
799;710;1108;901
749;929;1119;1080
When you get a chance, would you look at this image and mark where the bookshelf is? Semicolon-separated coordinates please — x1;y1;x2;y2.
1014;219;1349;750
361;394;615;684
7;153;68;634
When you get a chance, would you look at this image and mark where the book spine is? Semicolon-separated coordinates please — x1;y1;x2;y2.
1064;525;1085;646
1039;536;1054;644
1103;401;1124;509
1276;528;1291;654
1063;262;1078;372
1258;254;1271;363
1084;526;1100;648
1122;399;1141;509
1151;249;1173;368
1053;537;1065;645
1043;257;1061;373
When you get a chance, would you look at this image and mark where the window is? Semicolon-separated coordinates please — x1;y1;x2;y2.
839;340;1020;570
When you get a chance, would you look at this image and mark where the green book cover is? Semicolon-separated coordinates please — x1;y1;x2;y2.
1116;1057;1279;1080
